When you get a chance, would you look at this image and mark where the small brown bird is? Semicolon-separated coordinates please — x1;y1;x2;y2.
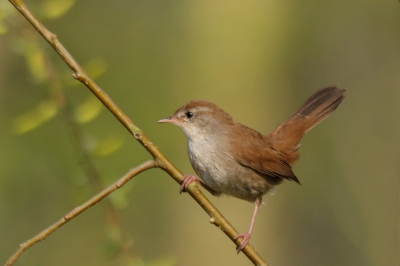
159;87;345;252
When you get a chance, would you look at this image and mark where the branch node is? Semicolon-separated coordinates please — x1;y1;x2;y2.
50;33;57;42
154;158;164;169
64;210;75;221
133;133;141;139
209;217;215;224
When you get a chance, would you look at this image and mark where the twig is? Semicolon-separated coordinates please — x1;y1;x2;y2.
5;160;157;266
63;92;136;260
33;26;137;261
7;1;269;265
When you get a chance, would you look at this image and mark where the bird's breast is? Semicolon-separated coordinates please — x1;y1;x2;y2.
187;136;231;192
186;133;273;202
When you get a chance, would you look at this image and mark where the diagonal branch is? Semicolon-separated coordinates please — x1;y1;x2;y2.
7;1;269;266
5;160;157;266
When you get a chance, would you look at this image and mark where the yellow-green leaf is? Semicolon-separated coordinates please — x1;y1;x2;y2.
0;1;16;20
84;58;108;79
64;58;107;87
92;135;124;157
74;96;103;123
41;0;76;19
0;23;7;35
26;46;47;83
13;100;58;135
109;186;131;210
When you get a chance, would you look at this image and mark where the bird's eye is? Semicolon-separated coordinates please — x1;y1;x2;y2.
185;111;194;119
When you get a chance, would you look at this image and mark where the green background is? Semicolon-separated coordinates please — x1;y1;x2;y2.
0;0;399;265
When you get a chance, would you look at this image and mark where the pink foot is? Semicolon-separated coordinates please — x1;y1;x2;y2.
180;175;199;193
234;233;251;253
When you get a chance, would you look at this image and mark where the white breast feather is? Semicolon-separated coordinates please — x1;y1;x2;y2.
187;134;228;192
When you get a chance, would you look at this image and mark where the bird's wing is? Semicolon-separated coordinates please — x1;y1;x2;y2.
229;124;300;184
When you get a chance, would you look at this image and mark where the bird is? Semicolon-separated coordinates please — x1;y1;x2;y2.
159;86;345;252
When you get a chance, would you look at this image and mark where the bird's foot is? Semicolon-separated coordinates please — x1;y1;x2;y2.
180;175;199;193
234;232;251;253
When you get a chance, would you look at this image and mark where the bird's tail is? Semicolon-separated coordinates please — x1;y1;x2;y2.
268;86;345;164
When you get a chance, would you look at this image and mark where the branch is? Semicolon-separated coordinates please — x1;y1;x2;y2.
5;160;157;266
7;1;269;265
62;84;137;260
38;26;137;260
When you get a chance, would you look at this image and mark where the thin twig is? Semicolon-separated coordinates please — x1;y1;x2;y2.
36;26;137;261
5;160;157;266
63;94;137;260
7;1;269;265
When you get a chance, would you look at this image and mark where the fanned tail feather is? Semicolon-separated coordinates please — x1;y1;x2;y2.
268;86;345;164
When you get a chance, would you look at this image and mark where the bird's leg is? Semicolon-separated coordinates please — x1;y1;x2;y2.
180;175;198;193
234;197;262;253
180;175;221;196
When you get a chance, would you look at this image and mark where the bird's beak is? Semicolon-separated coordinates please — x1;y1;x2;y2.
158;117;181;124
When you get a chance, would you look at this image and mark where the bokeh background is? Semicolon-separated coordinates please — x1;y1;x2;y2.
0;0;399;265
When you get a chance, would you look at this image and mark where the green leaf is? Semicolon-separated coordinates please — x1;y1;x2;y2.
92;135;125;157
0;22;7;35
41;0;76;19
110;185;131;209
85;57;108;79
13;100;58;135
26;44;47;83
74;95;103;123
64;57;108;87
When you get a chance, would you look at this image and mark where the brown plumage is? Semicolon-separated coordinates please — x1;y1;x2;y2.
269;86;345;165
159;86;345;252
231;86;345;187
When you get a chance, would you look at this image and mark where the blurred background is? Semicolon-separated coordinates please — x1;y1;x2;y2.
0;0;399;265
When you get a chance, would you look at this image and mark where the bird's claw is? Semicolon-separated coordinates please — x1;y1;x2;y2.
180;175;199;193
234;233;251;253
